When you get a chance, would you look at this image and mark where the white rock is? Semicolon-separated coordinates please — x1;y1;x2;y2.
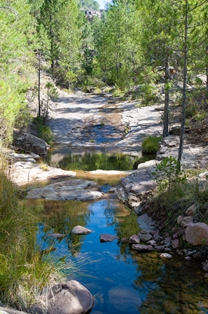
160;253;173;259
72;226;92;235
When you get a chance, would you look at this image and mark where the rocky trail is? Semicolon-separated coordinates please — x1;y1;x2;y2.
48;89;163;155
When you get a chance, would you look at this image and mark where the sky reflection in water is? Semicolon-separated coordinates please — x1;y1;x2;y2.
36;198;208;314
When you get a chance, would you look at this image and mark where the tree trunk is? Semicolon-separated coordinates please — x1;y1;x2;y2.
206;45;208;97
38;50;41;117
163;52;170;137
178;0;188;169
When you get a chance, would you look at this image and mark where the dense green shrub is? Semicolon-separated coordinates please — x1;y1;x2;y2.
142;136;162;154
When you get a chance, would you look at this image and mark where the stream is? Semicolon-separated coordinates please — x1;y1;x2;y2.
30;91;208;313
28;191;208;314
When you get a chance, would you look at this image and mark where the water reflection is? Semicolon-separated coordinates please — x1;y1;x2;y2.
30;197;208;313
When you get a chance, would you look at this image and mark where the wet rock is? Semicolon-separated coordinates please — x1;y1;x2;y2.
27;179;105;201
115;185;127;203
155;245;165;252
185;223;208;245
100;234;119;242
185;204;196;216
153;232;160;241
164;236;171;245
148;239;156;246
131;244;153;252
129;235;140;244
108;287;142;312
160;253;173;259
47;233;65;238
31;280;93;314
138;230;152;242
72;226;92;235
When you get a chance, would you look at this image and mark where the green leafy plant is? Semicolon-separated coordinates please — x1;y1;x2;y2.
152;156;187;192
142;136;162;154
33;116;54;145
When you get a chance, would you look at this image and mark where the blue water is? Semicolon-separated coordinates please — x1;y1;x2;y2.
35;197;208;314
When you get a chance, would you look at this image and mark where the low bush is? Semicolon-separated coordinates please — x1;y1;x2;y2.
33;116;54;145
142;136;162;154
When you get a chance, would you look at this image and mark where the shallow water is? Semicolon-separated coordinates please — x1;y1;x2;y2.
31;193;208;314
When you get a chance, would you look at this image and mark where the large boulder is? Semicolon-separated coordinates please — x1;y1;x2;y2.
27;179;105;201
31;280;93;314
185;222;208;246
13;131;49;155
115;160;158;211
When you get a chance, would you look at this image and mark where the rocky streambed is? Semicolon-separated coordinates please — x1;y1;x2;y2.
5;90;208;313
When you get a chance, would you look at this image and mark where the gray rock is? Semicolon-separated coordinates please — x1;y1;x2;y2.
177;215;183;225
148;239;156;246
185;222;208;246
129;235;140;244
47;233;65;238
131;244;153;252
27;179;105;201
0;306;28;314
171;239;179;249
100;234;118;242
160;253;173;259
13;131;49;155
137;214;157;232
185;204;196;216
138;230;152;242
31;280;93;314
155;245;165;252
115;162;157;210
181;216;193;227
10;161;76;186
72;226;92;235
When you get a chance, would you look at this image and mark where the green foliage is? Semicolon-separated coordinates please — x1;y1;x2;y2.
0;0;36;145
152;156;187;193
0;169;62;309
142;136;162;154
79;0;100;10
33;116;54;145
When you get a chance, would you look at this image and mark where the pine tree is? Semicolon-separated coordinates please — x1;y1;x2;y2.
0;0;37;144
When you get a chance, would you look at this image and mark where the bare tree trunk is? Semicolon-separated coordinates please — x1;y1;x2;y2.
38;50;41;117
163;52;170;137
178;0;188;169
206;45;208;97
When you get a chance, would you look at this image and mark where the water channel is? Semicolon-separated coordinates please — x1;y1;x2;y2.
36;93;208;313
29;164;208;314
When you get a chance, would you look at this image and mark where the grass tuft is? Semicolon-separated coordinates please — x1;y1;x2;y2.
142;136;162;154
